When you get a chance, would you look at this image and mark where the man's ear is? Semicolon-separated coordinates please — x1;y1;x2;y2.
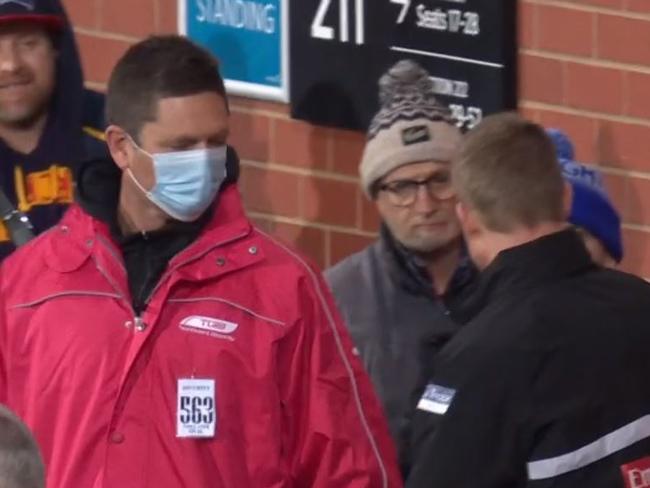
105;126;133;171
563;181;573;219
456;200;480;236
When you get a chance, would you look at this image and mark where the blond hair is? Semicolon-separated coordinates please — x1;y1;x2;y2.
452;112;564;232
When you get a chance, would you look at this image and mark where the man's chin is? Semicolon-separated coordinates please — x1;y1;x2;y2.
403;235;461;255
0;106;45;129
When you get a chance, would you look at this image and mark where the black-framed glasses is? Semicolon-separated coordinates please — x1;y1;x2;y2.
378;173;455;207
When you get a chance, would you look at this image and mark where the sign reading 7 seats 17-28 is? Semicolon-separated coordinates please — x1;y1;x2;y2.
290;0;518;131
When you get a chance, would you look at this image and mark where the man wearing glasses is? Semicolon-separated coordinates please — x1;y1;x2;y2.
326;59;476;477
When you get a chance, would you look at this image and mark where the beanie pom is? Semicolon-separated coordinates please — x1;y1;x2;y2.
378;60;434;108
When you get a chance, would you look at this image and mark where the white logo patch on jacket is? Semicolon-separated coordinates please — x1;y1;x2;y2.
417;383;456;415
180;316;239;341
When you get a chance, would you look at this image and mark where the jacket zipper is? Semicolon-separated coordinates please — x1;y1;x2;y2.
93;255;142;327
94;229;250;328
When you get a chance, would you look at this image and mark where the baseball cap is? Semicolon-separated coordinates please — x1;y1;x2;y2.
0;0;65;32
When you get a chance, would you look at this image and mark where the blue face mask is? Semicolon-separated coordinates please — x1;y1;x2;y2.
128;143;228;222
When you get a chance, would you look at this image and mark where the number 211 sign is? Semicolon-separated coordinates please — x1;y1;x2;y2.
290;0;518;131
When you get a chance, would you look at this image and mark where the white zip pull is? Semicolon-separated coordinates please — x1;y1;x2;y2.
134;317;147;332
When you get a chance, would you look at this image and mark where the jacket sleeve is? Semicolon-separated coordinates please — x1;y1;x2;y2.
277;263;403;488
0;266;7;404
406;346;532;487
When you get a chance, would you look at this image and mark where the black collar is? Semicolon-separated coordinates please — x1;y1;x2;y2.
455;229;596;322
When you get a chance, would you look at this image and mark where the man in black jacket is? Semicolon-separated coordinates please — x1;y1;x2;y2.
407;113;650;488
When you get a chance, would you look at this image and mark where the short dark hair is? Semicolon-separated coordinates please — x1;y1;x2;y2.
106;35;227;140
452;112;564;232
0;406;44;488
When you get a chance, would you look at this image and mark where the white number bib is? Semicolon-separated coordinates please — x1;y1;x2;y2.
177;378;216;438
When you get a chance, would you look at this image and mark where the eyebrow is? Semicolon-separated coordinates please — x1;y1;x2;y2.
161;130;228;148
384;171;450;184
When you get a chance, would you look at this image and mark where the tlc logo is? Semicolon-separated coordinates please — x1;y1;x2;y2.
622;456;650;488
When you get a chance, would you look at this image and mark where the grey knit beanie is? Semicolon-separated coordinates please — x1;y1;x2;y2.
360;60;462;197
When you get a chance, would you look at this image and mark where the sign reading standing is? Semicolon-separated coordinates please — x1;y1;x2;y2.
290;0;517;130
179;0;289;102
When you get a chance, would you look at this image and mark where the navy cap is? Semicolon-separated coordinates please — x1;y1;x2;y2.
0;0;65;31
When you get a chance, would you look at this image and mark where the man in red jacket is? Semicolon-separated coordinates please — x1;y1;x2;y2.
0;35;401;488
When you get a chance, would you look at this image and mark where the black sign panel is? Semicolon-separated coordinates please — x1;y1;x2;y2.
290;0;518;131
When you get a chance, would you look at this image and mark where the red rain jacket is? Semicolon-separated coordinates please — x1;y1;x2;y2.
0;186;402;488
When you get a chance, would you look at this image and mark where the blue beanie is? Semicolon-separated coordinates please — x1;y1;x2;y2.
546;129;623;262
546;128;575;161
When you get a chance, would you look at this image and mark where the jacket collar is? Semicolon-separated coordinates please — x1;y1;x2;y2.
44;185;253;275
455;228;596;323
379;224;476;300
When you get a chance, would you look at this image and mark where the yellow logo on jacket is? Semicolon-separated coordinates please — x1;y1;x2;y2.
0;164;73;243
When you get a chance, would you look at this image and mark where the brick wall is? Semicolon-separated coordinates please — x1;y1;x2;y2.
65;0;650;275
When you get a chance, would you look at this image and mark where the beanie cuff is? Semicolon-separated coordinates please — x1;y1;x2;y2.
359;119;461;198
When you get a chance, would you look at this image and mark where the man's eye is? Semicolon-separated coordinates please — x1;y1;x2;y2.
430;173;451;184
388;181;416;193
20;38;39;49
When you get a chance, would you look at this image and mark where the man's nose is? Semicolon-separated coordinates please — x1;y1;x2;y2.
0;45;22;74
411;184;438;213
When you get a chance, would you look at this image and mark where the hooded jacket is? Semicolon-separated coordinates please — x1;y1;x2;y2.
0;155;402;488
0;0;107;259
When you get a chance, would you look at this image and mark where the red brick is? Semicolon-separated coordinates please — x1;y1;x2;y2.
268;222;326;269
518;1;537;49
626;0;650;13
565;0;623;8
536;109;599;163
64;0;98;29
601;172;629;221
519;54;565;105
566;63;624;114
156;0;178;34
538;5;594;57
626;177;650;226
598;15;650;66
249;216;274;234
518;107;540;122
273;120;329;169
300;177;358;228
99;0;155;38
621;229;650;278
230;96;290;116
359;192;381;233
597;121;650;172
625;72;650;120
331;128;366;176
229;111;271;162
75;33;132;85
240;166;301;218
329;231;375;267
